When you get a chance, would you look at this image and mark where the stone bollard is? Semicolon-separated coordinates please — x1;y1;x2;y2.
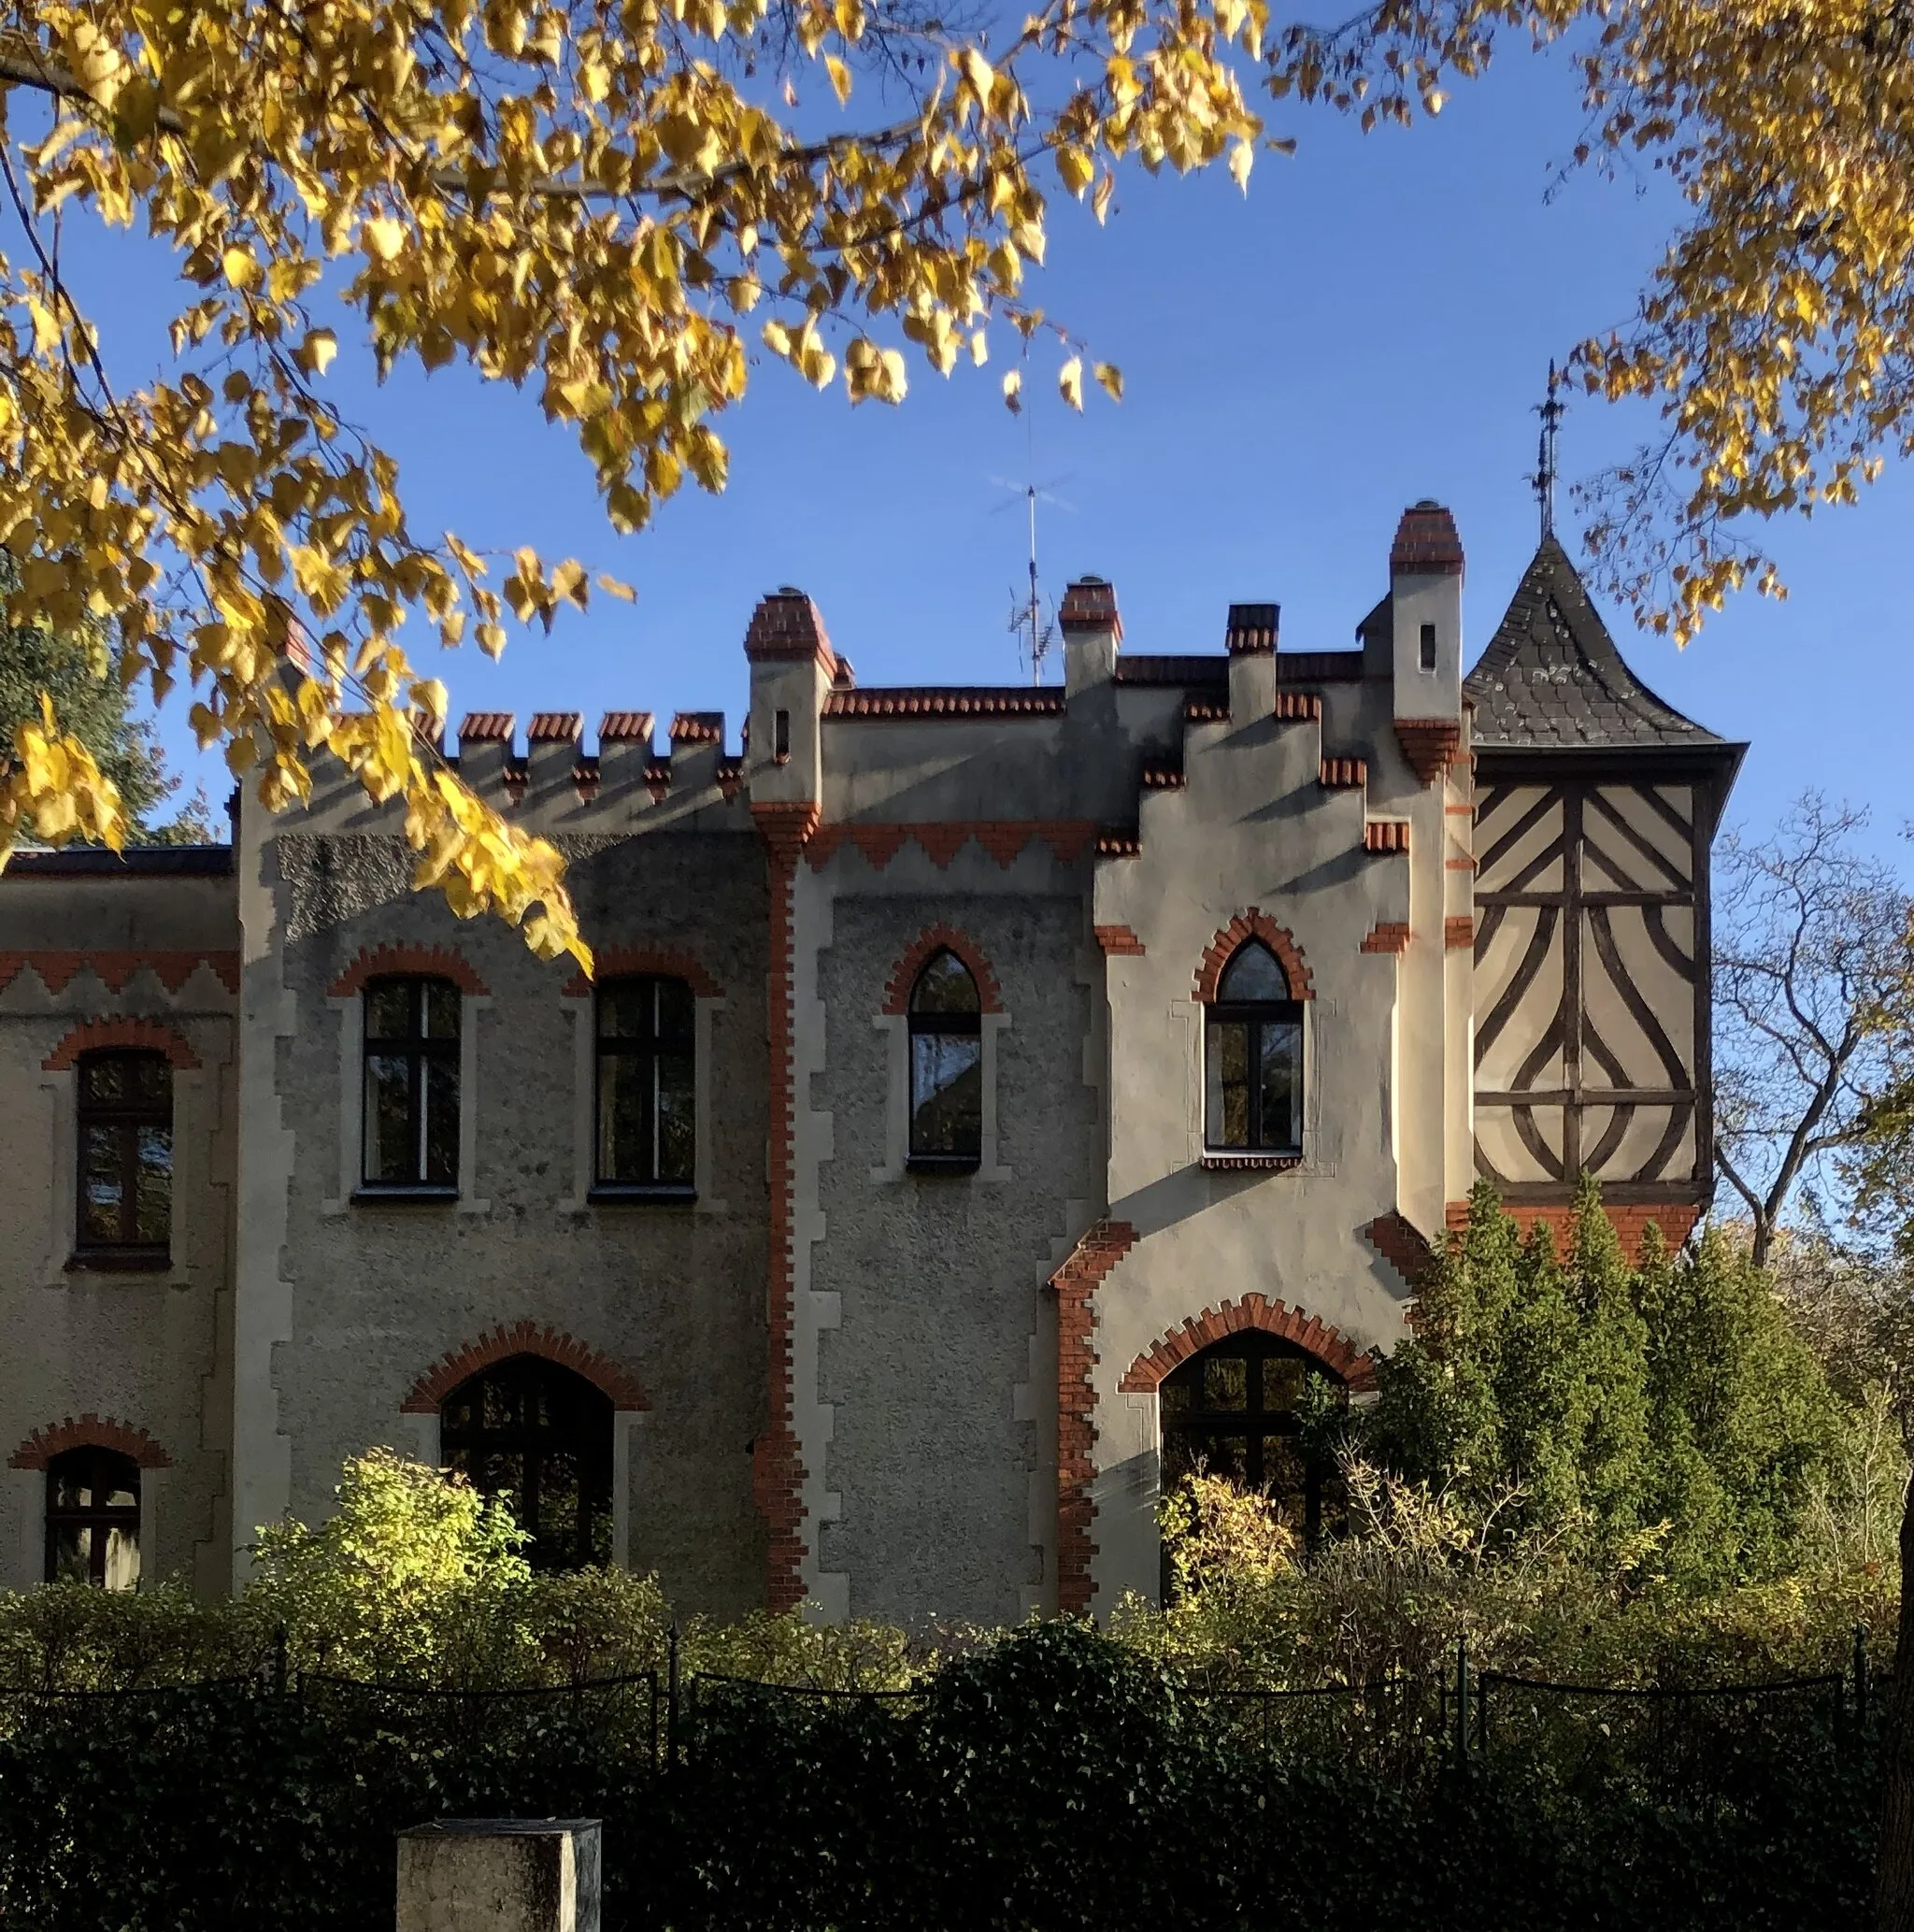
396;1819;602;1932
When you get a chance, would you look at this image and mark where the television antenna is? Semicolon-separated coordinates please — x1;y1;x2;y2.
990;471;1073;683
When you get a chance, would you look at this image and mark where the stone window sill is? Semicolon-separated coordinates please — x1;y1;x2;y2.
1201;1152;1303;1173
352;1186;460;1205
587;1184;697;1206
66;1248;172;1273
907;1153;981;1177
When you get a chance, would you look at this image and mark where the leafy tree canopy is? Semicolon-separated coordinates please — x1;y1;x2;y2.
0;0;1905;956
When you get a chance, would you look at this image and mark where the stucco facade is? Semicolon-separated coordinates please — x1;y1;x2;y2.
0;502;1742;1624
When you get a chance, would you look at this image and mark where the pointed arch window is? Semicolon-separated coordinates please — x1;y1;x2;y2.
907;949;982;1170
439;1355;614;1571
1205;941;1303;1153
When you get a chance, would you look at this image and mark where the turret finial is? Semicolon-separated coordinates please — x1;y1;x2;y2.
1532;360;1564;540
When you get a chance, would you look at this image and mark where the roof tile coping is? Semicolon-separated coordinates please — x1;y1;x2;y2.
526;712;582;743
1225;602;1278;653
458;711;515;742
669;711;725;744
822;688;1065;718
1390;500;1464;578
403;1323;649;1412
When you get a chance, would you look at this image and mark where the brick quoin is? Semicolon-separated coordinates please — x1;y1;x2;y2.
325;944;489;999
1365;1212;1436;1291
1119;1296;1379;1398
1445;916;1477;950
42;1016;201;1071
1093;925;1146;957
880;925;1004;1016
401;1324;649;1412
1445;1198;1704;1259
1360;923;1411;956
1049;1222;1136;1616
1394;719;1464;786
754;800;821;1612
561;946;723;999
9;1414;172;1470
1193;910;1315;1003
0;952;239;996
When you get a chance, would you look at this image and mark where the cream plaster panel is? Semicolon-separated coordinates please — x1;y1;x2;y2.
1581;906;1694;1082
1474;908;1565;1091
1476;787;1564;894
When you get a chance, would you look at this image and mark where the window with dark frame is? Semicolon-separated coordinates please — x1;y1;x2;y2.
907;949;982;1169
75;1050;174;1261
44;1445;141;1589
439;1355;615;1571
1159;1331;1345;1555
362;977;461;1190
1204;941;1304;1153
594;976;695;1192
1420;621;1438;670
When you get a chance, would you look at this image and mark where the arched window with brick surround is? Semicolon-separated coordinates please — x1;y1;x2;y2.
1160;1332;1346;1547
44;1445;142;1589
1204;941;1304;1155
439;1355;613;1571
907;949;983;1169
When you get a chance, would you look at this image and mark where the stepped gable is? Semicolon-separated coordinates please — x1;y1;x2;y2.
1465;535;1721;751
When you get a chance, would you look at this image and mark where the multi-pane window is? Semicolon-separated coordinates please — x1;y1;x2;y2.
440;1355;615;1571
363;977;461;1189
907;950;982;1167
44;1446;141;1589
1204;941;1304;1153
1159;1332;1342;1547
595;976;695;1191
76;1050;173;1259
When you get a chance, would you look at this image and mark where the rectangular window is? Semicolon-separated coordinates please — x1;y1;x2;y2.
1420;622;1438;671
362;978;461;1189
595;976;696;1191
1205;1014;1302;1152
75;1052;173;1260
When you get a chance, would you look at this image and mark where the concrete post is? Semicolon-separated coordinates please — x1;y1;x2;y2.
396;1820;602;1932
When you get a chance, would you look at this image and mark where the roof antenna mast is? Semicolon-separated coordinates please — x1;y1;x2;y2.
1532;359;1564;540
992;345;1071;683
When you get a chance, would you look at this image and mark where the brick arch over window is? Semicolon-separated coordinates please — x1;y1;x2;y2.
561;946;722;998
326;944;489;999
881;924;1004;1015
1120;1295;1377;1395
8;1414;173;1470
400;1324;650;1413
41;1017;200;1072
1193;910;1314;1003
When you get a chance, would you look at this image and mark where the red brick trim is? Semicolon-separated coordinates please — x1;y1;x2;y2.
400;1324;649;1413
1320;757;1367;789
1049;1221;1137;1615
42;1017;200;1071
804;821;1097;872
561;947;722;998
1360;922;1411;955
1119;1295;1378;1397
1364;821;1411;854
1366;1212;1436;1291
1395;719;1464;786
1093;924;1146;957
326;945;489;999
9;1414;172;1470
0;951;240;996
1193;910;1314;1003
1444;1198;1704;1258
1272;693;1321;722
880;926;1004;1016
753;801;821;1612
745;589;838;673
1390;502;1464;577
1445;916;1477;950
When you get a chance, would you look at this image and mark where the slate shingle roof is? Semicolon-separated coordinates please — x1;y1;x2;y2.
1465;535;1721;751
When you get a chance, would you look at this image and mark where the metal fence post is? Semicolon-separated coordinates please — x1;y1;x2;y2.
1454;1633;1470;1778
665;1623;681;1772
1855;1624;1870;1737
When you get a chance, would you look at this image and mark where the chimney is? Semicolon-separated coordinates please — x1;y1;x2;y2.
1225;600;1278;718
744;586;835;809
1389;500;1463;717
1060;576;1121;695
457;712;516;795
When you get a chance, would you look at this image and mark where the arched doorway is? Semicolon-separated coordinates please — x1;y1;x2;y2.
1159;1330;1345;1544
439;1354;615;1570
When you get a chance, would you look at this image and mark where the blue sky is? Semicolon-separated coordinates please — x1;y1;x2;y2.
101;36;1910;862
